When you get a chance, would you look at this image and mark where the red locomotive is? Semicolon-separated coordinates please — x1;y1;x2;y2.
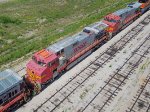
26;22;109;91
103;2;141;37
0;1;150;112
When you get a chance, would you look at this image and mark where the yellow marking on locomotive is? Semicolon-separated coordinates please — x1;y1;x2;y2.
27;69;36;81
27;69;46;81
107;27;114;32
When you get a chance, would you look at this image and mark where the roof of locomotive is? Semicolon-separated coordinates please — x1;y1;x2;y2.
0;69;23;96
138;0;148;3
46;31;90;53
33;49;57;63
113;8;131;16
127;2;141;8
84;21;108;34
113;2;141;16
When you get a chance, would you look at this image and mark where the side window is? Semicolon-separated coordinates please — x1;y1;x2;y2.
0;99;3;105
12;92;14;96
15;90;17;94
9;92;11;98
4;95;7;99
48;60;57;67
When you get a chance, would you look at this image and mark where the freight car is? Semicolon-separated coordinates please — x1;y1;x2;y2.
26;22;109;91
0;70;30;112
103;2;141;37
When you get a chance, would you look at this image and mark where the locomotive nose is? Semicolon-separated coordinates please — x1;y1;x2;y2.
27;68;37;81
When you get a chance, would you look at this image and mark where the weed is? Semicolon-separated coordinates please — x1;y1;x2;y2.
0;16;21;25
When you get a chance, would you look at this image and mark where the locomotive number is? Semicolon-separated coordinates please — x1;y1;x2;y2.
74;42;87;53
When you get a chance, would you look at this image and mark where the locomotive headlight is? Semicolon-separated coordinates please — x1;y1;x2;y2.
107;27;114;32
141;4;145;9
109;27;113;31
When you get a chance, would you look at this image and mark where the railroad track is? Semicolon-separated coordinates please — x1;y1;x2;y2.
81;34;150;112
16;67;26;73
126;75;150;112
32;15;150;112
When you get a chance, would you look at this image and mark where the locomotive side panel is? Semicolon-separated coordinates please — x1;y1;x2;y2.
0;85;22;105
114;4;140;25
62;32;95;60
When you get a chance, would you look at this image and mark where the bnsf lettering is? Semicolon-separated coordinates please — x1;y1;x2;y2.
74;42;87;53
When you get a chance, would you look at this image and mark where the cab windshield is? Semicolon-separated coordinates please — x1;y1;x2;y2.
32;56;47;67
37;61;46;67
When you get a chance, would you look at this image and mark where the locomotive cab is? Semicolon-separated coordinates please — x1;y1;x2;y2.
103;14;121;37
26;49;59;85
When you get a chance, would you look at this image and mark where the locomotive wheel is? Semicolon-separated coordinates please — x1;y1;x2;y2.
24;96;31;103
43;78;54;85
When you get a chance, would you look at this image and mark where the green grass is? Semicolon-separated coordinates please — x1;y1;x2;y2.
0;0;135;67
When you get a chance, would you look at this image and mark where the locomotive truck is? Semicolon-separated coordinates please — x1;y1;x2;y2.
0;0;150;111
